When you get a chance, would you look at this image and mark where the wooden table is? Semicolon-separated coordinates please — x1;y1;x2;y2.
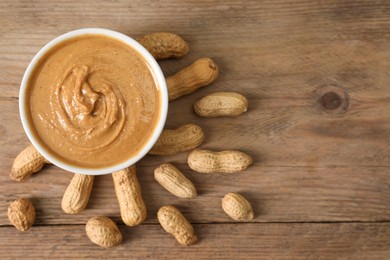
1;0;389;259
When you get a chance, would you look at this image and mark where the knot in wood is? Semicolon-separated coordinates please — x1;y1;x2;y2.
315;85;349;115
320;91;342;110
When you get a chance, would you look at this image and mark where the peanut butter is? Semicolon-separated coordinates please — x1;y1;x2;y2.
26;35;161;168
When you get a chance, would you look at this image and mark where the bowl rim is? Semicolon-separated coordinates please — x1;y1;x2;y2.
19;28;168;175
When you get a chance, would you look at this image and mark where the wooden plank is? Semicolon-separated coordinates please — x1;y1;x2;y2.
1;163;389;225
0;223;389;259
0;2;389;168
1;80;389;171
1;1;390;97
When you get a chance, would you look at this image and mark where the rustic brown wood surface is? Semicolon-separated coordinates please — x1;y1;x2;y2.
0;0;389;259
1;223;390;259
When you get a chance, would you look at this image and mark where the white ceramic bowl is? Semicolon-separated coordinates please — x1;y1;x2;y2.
19;28;168;175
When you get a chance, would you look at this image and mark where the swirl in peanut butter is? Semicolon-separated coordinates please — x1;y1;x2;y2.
53;65;125;150
28;35;160;168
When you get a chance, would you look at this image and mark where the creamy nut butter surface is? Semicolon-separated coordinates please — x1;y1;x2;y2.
26;35;161;168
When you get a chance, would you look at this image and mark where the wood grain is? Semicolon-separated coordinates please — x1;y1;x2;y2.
0;164;389;225
0;0;389;258
1;223;389;259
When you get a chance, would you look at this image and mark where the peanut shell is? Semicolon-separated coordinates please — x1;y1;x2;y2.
166;57;218;101
61;173;94;214
222;192;254;221
85;216;122;248
154;163;197;198
149;124;204;155
194;92;248;117
188;149;252;174
8;198;35;232
9;145;49;181
137;32;189;60
157;205;197;246
112;166;147;226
